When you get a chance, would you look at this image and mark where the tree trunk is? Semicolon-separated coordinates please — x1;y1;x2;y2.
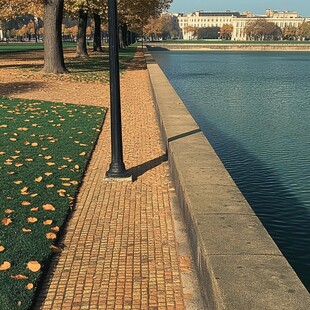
93;13;103;52
76;9;89;57
42;0;67;74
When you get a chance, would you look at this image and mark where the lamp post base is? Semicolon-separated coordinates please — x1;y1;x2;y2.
104;163;132;182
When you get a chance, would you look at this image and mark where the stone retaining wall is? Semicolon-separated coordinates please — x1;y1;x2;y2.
146;43;310;52
145;49;310;309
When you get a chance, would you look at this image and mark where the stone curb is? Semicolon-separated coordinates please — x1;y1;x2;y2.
144;49;310;309
146;43;310;52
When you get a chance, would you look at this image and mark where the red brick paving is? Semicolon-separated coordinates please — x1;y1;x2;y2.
34;51;186;309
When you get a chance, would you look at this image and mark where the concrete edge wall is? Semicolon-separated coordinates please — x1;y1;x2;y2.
146;43;310;52
144;50;310;309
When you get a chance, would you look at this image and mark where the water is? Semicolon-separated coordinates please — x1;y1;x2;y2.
151;51;310;291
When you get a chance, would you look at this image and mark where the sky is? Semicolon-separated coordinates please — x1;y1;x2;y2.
169;0;310;17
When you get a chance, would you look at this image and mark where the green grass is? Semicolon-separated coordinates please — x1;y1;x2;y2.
156;39;310;44
0;97;106;310
0;42;76;54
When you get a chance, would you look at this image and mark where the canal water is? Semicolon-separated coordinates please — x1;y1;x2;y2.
150;50;310;291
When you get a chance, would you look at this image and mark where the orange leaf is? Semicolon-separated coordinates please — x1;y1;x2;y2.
27;217;38;223
27;261;41;272
0;261;11;271
30;207;39;212
44;155;52;160
10;274;28;279
74;165;80;170
46;232;57;239
31;142;38;147
46;184;54;188
43;220;53;225
0;245;5;252
22;201;31;206
35;176;43;182
26;283;34;290
46;162;55;166
15;163;23;167
21;187;29;193
62;183;71;187
51;226;59;232
45;172;53;176
14;180;23;184
22;228;32;233
4;209;15;214
80;152;86;156
42;204;55;211
2;218;12;226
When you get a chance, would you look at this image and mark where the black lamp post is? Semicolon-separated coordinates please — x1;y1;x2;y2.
105;0;129;179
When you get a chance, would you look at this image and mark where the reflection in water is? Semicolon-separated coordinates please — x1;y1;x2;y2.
152;51;310;291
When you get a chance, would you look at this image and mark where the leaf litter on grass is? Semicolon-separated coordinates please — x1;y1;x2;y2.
0;96;106;310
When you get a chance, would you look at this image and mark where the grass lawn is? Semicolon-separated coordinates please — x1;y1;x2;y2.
0;42;76;54
57;45;137;83
0;97;106;310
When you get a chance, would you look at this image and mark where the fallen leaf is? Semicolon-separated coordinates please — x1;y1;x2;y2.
17;301;22;306
46;232;57;239
25;158;33;162
30;207;39;212
50;245;63;254
22;201;31;206
74;165;80;170
14;180;23;185
27;261;41;272
80;152;86;156
26;283;34;290
0;261;11;271
31;142;38;147
15;163;23;167
43;220;53;225
30;193;38;198
4;209;15;214
51;226;59;232
46;162;55;166
2;218;12;226
9;138;17;141
60;178;70;181
46;184;54;188
45;172;53;176
42;204;55;211
27;217;38;223
0;245;5;252
62;183;71;187
21;187;29;194
10;274;28;279
44;155;52;160
35;176;43;182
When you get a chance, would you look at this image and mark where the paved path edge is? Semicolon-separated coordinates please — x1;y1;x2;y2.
144;49;310;309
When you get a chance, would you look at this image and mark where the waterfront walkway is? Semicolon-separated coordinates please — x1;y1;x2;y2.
34;51;199;309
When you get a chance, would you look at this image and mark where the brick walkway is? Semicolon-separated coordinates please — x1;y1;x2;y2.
34;51;187;309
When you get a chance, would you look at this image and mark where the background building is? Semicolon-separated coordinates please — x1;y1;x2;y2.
176;9;310;40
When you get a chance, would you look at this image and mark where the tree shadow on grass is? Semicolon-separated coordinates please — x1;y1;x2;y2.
0;81;46;97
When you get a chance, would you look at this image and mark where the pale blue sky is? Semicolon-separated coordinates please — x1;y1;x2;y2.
169;0;310;17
